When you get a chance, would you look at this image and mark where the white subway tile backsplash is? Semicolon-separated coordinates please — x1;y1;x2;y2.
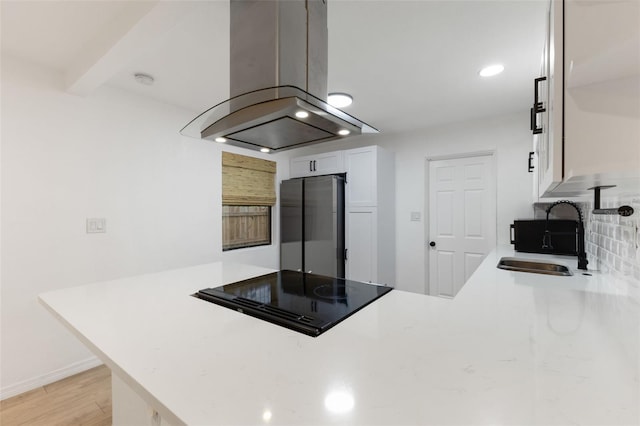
534;195;640;297
585;194;640;283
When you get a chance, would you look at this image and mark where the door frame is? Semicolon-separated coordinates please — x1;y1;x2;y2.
424;150;497;296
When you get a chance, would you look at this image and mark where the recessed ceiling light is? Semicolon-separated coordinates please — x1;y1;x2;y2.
134;73;154;85
215;137;227;143
260;147;270;153
328;93;353;108
479;64;504;77
295;110;309;119
338;129;350;136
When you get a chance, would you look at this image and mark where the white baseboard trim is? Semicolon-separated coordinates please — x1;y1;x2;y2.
0;356;103;401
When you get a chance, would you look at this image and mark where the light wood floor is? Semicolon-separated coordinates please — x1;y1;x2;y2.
0;365;112;426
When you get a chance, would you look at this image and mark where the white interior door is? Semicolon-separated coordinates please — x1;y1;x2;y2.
427;154;496;298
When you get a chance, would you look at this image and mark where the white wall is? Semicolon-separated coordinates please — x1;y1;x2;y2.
388;112;533;294
0;56;282;398
284;111;533;294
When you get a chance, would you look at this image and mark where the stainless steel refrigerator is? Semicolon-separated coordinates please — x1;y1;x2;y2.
280;174;345;278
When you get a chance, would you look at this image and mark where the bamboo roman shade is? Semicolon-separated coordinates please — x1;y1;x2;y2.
222;152;276;206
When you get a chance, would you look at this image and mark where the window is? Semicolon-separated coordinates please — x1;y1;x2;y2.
221;152;276;251
222;206;271;250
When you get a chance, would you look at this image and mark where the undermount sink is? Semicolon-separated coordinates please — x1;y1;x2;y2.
497;257;573;276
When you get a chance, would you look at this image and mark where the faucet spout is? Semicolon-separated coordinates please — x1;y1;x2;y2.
544;200;589;270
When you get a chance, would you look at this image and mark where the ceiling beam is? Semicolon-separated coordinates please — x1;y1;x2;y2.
64;1;192;96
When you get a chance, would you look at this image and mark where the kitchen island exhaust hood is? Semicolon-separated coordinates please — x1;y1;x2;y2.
180;0;378;153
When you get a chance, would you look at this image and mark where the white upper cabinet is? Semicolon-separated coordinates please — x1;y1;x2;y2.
541;0;564;197
532;0;640;198
533;0;563;198
564;0;640;90
344;146;378;206
560;0;640;195
289;150;344;178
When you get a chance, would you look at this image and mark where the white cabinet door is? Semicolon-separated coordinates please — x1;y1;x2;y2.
531;137;539;201
290;157;316;177
289;151;344;178
538;0;563;197
565;0;640;90
559;0;640;192
112;373;177;426
345;146;377;206
314;151;344;175
532;42;546;200
537;0;640;196
346;207;377;283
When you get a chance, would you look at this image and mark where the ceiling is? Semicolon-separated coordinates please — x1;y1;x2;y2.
1;0;548;135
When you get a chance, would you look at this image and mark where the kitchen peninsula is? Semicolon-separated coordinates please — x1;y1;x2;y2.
39;248;639;425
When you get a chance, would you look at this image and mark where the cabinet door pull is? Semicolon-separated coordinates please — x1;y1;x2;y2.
531;77;546;134
530;107;536;132
534;77;547;113
528;151;535;173
309;160;313;172
313;160;317;171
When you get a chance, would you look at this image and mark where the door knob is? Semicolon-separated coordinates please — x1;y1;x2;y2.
429;241;436;247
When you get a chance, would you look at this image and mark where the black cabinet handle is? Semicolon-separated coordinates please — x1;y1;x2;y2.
309;160;313;172
313;160;317;171
429;241;436;247
530;107;536;132
534;77;546;111
528;151;535;173
531;77;546;134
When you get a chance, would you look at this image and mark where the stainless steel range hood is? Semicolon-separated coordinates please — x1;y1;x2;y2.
180;0;378;153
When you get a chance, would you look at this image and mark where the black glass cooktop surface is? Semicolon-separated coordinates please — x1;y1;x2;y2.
195;270;392;337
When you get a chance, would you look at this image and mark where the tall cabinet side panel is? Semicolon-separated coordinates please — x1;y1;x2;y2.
377;147;396;286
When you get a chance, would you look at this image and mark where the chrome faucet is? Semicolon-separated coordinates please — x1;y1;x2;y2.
542;200;589;270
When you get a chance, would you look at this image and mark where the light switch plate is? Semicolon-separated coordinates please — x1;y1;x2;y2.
410;212;421;222
86;218;106;233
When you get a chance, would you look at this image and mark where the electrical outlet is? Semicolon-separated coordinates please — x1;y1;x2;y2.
86;218;106;234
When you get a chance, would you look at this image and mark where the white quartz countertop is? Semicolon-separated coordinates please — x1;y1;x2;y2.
39;247;640;425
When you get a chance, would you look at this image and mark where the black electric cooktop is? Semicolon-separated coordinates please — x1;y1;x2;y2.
195;270;392;337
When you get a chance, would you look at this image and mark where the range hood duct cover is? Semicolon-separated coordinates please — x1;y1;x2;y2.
180;0;378;152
